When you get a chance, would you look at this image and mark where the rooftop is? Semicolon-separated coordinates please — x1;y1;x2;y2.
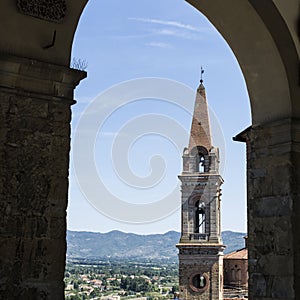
224;248;248;260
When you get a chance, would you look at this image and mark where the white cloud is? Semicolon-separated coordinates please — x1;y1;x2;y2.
128;17;210;41
129;17;205;33
145;42;172;48
110;17;210;41
152;28;201;40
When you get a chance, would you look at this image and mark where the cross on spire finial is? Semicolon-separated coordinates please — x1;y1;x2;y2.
200;66;204;84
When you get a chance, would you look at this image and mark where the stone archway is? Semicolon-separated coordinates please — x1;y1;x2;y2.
187;2;299;298
0;1;298;299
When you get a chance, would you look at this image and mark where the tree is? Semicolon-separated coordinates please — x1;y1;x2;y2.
171;285;179;294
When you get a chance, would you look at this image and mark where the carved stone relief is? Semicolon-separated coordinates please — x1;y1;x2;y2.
17;0;67;23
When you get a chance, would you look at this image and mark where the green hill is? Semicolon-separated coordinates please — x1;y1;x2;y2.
67;230;246;261
222;230;247;254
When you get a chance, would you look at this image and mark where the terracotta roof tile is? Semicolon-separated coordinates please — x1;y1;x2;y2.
224;248;248;259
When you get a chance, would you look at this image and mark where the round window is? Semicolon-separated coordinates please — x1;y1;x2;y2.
189;273;209;293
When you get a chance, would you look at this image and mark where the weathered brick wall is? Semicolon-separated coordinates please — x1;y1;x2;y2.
179;176;222;243
223;259;248;287
178;249;223;300
188;84;211;152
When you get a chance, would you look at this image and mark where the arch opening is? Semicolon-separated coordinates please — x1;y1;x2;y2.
195;200;206;235
69;0;249;236
68;1;253;298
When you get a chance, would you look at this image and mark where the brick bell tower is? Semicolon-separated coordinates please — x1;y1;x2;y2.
177;73;224;300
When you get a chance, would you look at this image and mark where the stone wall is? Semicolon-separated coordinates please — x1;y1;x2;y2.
0;55;85;299
223;258;248;287
244;119;300;299
179;175;222;244
178;246;223;300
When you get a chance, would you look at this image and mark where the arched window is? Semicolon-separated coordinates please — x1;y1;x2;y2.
190;146;208;173
231;269;236;281
237;269;242;281
199;155;205;173
195;201;206;234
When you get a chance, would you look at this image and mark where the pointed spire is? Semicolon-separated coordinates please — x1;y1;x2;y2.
188;68;212;152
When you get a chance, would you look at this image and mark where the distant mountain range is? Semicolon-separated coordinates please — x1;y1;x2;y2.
67;230;246;262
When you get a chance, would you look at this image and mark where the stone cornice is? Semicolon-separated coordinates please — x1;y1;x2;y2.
0;55;86;102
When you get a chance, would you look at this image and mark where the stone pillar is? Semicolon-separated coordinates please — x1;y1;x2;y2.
236;118;300;299
0;55;86;299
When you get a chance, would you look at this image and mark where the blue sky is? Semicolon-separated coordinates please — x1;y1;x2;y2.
68;0;251;234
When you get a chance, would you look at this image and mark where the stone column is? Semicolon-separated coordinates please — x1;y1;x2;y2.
0;55;86;299
236;118;300;299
